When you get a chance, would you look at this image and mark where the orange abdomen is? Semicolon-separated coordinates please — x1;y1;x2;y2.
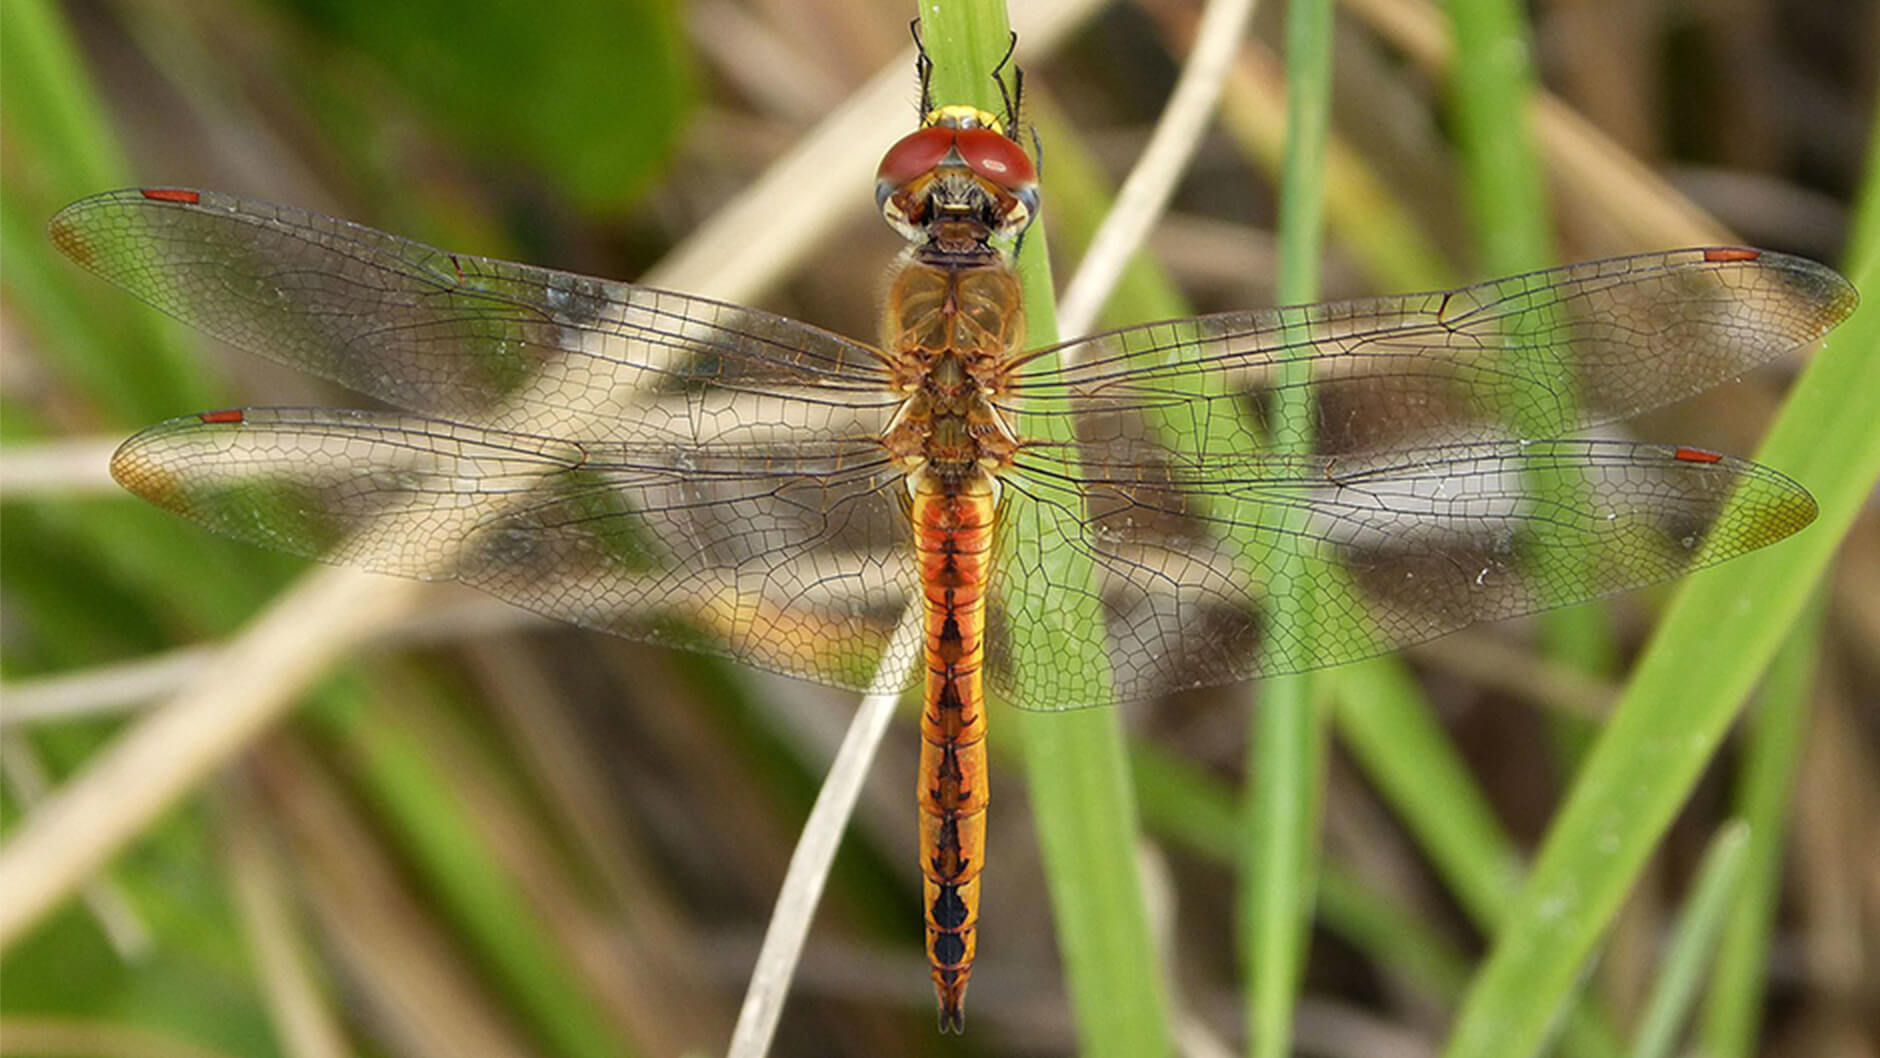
911;479;995;1033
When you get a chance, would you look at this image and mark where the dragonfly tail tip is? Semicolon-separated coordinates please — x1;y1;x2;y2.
935;989;967;1033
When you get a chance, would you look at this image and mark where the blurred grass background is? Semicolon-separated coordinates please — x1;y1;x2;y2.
2;0;1876;1055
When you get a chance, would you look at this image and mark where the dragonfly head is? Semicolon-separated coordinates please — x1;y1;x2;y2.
877;105;1038;253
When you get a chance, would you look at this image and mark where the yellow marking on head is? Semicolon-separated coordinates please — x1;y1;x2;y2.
923;104;1004;134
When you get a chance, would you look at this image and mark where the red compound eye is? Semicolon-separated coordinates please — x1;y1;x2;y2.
954;128;1035;190
877;126;957;188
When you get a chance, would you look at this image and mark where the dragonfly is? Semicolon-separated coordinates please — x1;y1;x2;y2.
53;76;1851;1035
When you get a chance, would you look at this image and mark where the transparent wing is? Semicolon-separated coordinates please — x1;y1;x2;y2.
1009;249;1854;452
991;438;1816;709
985;249;1853;709
60;188;919;693
50;188;898;442
111;407;918;691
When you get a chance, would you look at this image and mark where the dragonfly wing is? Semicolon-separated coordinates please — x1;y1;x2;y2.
988;248;1848;711
49;189;895;437
992;439;1814;710
1010;248;1854;454
113;407;920;693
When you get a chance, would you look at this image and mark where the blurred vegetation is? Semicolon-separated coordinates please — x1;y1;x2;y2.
2;0;1875;1056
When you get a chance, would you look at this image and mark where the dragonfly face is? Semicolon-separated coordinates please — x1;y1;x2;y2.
51;79;1853;1034
876;104;1039;251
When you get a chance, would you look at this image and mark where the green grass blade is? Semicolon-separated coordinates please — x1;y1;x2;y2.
1442;0;1551;274
1015;711;1170;1053
1693;120;1876;1056
1444;109;1880;1058
1443;0;1615;677
1626;823;1750;1058
1216;50;1456;292
2;0;129;188
1241;672;1328;1057
1242;0;1335;1048
1697;594;1825;1056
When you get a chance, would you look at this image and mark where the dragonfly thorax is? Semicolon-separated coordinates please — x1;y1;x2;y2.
880;354;1019;485
879;255;1024;485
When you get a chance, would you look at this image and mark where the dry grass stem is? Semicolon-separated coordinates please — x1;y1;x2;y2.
727;604;921;1057
1055;0;1263;336
0;437;125;495
223;791;354;1058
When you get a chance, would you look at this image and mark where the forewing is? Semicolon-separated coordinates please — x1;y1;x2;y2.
111;408;919;692
48;188;896;441
1011;248;1855;455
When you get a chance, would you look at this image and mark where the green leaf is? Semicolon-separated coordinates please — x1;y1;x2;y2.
282;0;692;211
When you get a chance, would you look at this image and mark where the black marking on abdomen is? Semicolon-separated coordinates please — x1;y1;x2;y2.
932;931;967;966
931;884;970;929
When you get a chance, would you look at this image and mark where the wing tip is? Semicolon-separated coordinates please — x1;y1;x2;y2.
1699;450;1819;546
108;431;176;503
109;409;249;502
1772;479;1820;535
1703;245;1860;332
